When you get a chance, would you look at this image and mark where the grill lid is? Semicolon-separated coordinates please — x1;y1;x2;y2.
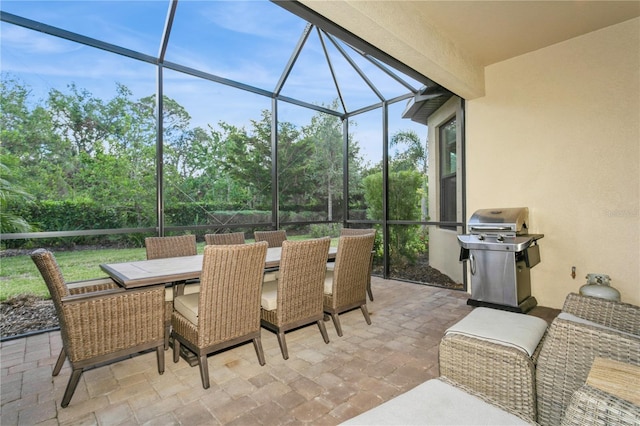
468;207;529;235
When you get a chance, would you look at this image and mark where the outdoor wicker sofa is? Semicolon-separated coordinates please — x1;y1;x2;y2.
344;293;640;425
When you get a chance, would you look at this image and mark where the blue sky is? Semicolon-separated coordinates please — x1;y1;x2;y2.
0;0;427;164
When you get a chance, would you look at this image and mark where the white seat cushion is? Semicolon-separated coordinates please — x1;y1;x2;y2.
326;262;335;271
324;271;334;295
342;378;531;425
263;271;279;282
184;283;200;295
261;280;278;311
445;307;548;357
165;286;174;302
174;293;199;325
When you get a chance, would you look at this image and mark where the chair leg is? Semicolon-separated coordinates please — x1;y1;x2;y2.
367;279;374;302
361;304;372;325
317;320;330;344
253;336;266;366
173;337;181;363
276;332;289;360
330;313;343;337
198;355;210;389
164;324;171;350
61;368;83;408
156;345;165;375
53;348;66;376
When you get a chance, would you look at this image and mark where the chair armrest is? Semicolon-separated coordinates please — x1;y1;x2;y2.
61;287;126;303
67;277;120;294
60;285;165;363
561;384;640;426
439;333;539;421
562;292;640;335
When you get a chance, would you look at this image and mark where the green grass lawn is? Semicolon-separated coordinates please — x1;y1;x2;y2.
1;237;339;301
1;247;148;300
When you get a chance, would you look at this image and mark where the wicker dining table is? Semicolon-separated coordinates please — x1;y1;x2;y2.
100;246;337;289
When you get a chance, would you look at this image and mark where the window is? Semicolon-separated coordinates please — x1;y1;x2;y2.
439;117;457;229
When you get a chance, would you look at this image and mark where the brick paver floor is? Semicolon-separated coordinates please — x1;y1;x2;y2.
1;278;473;425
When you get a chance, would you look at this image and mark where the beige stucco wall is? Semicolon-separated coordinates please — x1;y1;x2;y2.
466;18;640;308
427;97;464;284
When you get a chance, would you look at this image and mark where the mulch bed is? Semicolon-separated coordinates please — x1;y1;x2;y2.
1;295;59;339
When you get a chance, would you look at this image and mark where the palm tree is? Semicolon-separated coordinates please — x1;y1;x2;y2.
0;156;33;233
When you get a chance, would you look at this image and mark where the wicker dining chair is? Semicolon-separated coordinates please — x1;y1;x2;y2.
145;234;200;349
30;249;165;408
261;237;331;359
535;316;640;426
323;233;375;336
204;231;246;245
327;228;376;301
254;230;288;247
171;242;268;389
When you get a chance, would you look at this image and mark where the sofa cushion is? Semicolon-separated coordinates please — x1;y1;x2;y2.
445;307;547;357
342;378;532;425
174;293;199;325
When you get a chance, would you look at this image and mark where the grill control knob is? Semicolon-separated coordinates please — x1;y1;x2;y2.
497;234;505;242
478;234;485;240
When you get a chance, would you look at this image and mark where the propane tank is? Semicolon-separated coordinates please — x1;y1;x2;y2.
579;274;620;301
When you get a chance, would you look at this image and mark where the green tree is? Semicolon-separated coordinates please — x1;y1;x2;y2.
363;170;424;263
390;129;429;221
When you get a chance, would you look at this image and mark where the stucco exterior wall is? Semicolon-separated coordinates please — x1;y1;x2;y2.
466;18;640;307
427;97;464;284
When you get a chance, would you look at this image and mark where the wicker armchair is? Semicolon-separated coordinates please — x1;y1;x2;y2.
145;234;199;349
204;232;245;245
30;249;165;408
323;233;375;336
535;316;640;425
261;237;331;359
328;228;376;301
562;292;640;335
254;230;287;247
171;242;268;389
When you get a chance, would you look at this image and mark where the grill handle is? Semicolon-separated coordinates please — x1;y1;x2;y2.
469;253;476;275
469;225;513;232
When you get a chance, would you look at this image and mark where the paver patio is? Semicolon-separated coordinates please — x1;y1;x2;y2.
1;278;555;425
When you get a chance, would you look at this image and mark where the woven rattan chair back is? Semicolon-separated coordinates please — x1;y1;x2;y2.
261;237;331;359
205;232;246;245
324;233;375;336
171;242;268;388
339;228;376;301
330;234;375;307
254;230;287;247
30;249;165;407
30;249;70;315
145;234;197;259
340;228;376;236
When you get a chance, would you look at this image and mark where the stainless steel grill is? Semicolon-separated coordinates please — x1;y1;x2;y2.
458;207;543;313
